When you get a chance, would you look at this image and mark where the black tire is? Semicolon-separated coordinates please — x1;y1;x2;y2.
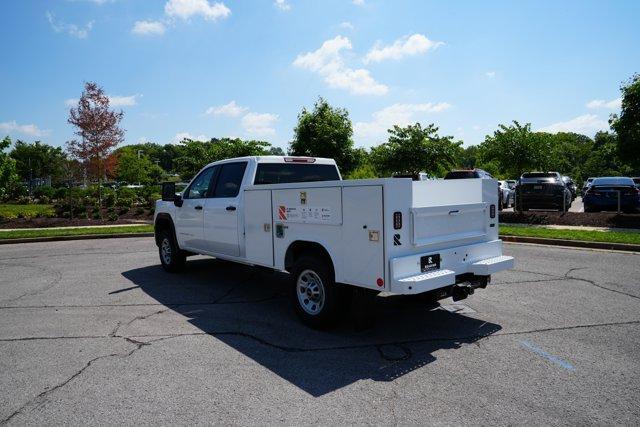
290;256;346;329
158;228;186;273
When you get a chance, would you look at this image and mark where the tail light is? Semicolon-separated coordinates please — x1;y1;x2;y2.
393;211;402;229
284;157;316;163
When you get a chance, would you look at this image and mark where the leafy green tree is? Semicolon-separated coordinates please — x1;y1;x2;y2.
290;97;360;174
610;74;640;172
0;136;20;200
370;123;462;177
116;148;165;184
477;121;553;178
459;145;478;169
9;140;67;185
581;131;632;182
174;137;271;180
267;146;285;156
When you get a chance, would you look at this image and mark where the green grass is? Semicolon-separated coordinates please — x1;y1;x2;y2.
0;204;55;219
0;224;153;240
500;225;640;245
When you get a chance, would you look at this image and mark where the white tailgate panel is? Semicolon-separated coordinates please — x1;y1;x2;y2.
411;202;487;246
244;189;274;266
341;186;384;289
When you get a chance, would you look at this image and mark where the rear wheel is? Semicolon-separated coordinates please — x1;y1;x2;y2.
158;229;186;273
290;256;346;329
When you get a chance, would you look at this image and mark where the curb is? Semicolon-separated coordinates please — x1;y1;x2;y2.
500;235;640;253
1;231;639;253
0;232;154;245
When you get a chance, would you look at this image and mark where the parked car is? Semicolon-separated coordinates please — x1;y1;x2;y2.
444;169;504;209
583;177;640;213
516;172;572;212
562;176;577;200
632;177;640;189
505;180;517;205
582;177;595;194
155;156;514;328
498;181;513;207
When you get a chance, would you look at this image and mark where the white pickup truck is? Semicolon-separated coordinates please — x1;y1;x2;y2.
155;156;514;327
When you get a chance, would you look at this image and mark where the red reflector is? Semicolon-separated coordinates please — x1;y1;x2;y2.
376;278;384;287
490;204;496;218
284;157;316;163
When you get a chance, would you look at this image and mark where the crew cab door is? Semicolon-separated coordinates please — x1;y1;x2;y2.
203;162;247;256
174;165;217;251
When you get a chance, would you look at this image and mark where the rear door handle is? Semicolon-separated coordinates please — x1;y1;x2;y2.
194;205;203;210
226;206;236;211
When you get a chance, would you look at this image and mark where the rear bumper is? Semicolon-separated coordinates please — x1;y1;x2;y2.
389;240;514;295
519;194;564;207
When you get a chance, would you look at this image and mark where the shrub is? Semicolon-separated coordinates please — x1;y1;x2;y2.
118;187;137;200
135;207;146;216
33;186;55;201
108;212;119;221
53;187;69;200
102;188;116;207
118;206;129;215
78;211;88;219
92;210;102;220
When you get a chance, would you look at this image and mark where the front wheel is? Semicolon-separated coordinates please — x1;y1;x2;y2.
158;229;186;273
290;256;346;329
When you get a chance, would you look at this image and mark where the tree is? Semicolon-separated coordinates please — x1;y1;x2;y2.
66;82;125;189
0;136;20;200
477;121;553;178
581;131;632;181
116;148;164;184
9;140;67;186
610;74;640;172
290;97;360;174
459;145;478;169
173;137;271;180
370;123;462;177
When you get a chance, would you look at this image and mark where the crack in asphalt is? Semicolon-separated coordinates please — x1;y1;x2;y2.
0;262;63;304
494;266;640;300
0;338;147;425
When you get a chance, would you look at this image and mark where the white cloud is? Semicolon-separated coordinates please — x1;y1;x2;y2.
66;95;140;107
164;0;231;21
293;36;388;96
205;101;248;117
586;97;621;110
538;114;608;135
364;34;443;64
354;102;452;145
339;21;354;30
46;12;94;39
352;0;365;5
485;71;496;78
108;95;140;107
274;0;291;11
0;120;49;138
132;20;166;35
241;112;278;136
172;132;208;143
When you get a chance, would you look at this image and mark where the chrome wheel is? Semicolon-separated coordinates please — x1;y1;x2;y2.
296;269;325;315
161;237;172;265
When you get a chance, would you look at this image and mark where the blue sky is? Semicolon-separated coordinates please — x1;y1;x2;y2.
1;0;639;151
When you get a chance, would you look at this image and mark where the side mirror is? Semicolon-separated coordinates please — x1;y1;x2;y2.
174;193;183;208
161;182;176;201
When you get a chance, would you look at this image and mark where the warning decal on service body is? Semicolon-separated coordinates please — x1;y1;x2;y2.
276;205;333;224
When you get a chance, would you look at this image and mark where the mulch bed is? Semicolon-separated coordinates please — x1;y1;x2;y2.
499;211;640;229
0;213;153;229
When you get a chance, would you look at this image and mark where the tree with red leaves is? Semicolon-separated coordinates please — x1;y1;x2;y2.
67;82;124;195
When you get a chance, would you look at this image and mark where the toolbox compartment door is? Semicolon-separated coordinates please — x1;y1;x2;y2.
244;189;274;266
410;202;488;247
340;186;384;289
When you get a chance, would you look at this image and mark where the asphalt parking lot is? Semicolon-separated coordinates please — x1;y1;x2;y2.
503;196;584;213
1;238;639;425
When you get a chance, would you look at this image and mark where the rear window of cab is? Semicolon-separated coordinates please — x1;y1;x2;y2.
253;163;340;185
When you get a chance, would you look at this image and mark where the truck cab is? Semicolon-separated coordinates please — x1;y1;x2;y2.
155;156;514;328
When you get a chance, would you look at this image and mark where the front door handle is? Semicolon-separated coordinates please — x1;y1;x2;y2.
194;205;203;210
226;206;236;211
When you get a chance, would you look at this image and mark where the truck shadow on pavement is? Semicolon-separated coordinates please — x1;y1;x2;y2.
122;258;501;397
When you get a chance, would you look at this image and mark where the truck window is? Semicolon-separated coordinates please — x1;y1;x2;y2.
213;162;247;198
253;163;340;185
185;166;217;199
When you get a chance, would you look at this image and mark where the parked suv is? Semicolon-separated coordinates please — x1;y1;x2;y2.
444;169;504;209
516;172;572;212
562;176;577;201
